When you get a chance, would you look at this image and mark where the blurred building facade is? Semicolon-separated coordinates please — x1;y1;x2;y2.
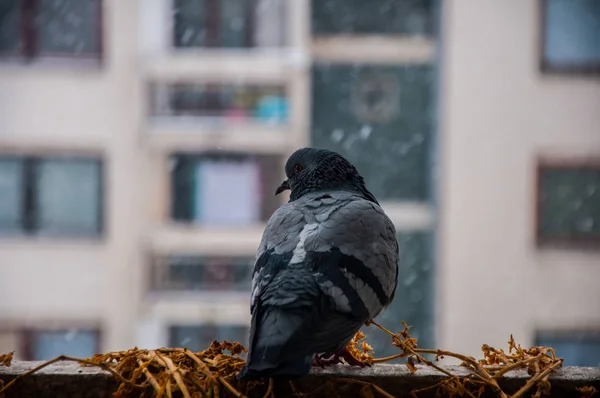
0;0;598;366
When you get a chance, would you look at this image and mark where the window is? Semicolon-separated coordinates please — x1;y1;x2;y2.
0;156;103;237
311;64;435;201
536;331;600;367
150;83;289;124
541;0;600;73
0;328;100;361
27;330;99;360
169;324;249;352
536;161;600;247
151;256;253;292
0;0;102;60
173;0;287;48
170;153;280;226
311;0;434;37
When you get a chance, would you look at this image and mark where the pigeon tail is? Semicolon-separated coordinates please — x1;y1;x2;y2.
239;304;315;380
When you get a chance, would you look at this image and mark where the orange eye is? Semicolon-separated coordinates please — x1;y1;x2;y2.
294;164;303;173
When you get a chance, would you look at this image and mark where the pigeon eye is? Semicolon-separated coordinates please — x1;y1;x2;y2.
294;164;303;174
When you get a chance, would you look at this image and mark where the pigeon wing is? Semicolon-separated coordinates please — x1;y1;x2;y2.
304;192;399;319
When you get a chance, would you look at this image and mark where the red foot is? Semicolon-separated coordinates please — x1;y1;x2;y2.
313;352;341;367
339;347;370;367
312;347;371;368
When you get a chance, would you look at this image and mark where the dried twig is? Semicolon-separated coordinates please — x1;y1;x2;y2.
0;355;144;396
367;321;563;398
0;353;13;367
137;358;161;393
333;377;396;398
0;321;568;398
263;378;275;398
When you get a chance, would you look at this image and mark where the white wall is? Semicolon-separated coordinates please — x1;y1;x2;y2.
0;0;143;352
438;0;600;359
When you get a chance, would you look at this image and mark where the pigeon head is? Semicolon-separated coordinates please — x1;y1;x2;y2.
275;147;378;204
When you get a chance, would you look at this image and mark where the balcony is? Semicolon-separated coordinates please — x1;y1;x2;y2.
145;82;296;152
140;50;306;83
138;0;309;79
147;223;265;257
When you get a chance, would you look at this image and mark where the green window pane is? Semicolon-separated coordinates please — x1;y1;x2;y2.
174;0;288;48
220;0;248;48
0;158;23;233
311;64;435;201
539;167;600;240
35;158;102;236
37;0;101;55
173;0;207;47
0;0;21;55
311;0;434;36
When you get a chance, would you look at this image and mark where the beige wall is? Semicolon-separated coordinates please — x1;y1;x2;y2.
438;0;600;359
0;0;142;352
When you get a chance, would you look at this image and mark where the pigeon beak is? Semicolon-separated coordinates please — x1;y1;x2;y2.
275;179;290;195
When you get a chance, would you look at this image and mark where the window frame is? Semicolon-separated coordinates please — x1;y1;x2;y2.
172;0;256;49
150;254;254;293
534;157;600;249
169;152;282;226
168;323;249;352
21;328;101;361
539;0;600;75
535;329;600;367
0;153;105;239
0;0;104;61
0;325;101;361
310;0;436;38
151;82;290;123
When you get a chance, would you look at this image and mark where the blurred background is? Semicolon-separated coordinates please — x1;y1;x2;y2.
0;0;599;368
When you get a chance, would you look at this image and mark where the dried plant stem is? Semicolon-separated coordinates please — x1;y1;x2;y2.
166;378;173;398
187;375;208;396
372;352;411;363
263;378;275;398
334;377;395;398
0;324;565;398
511;360;563;398
153;351;191;398
158;348;213;377
218;376;246;398
0;352;13;367
137;358;162;393
417;350;505;397
368;320;395;336
288;380;299;395
409;376;463;397
368;321;509;398
0;355;144;396
491;355;546;378
213;377;221;398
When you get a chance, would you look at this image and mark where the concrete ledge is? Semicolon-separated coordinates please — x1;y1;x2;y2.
1;361;599;397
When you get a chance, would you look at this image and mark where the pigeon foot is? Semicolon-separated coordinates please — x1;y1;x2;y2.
312;347;371;368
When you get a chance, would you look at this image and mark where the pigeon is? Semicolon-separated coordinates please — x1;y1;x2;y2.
238;147;399;380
